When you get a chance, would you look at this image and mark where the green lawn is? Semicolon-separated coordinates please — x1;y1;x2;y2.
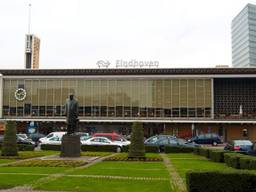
112;153;161;158
70;161;169;178
0;159;16;164
167;153;204;159
170;154;236;180
0;175;44;189
0;166;69;174
34;177;172;192
0;150;59;159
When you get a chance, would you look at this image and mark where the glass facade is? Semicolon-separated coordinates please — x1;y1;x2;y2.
3;78;212;119
232;3;256;67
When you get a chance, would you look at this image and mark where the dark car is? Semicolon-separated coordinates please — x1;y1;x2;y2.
145;136;199;152
144;135;175;145
247;142;256;156
224;140;253;152
189;133;222;146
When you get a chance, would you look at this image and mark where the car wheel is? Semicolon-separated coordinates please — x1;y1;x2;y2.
117;147;121;153
212;141;217;146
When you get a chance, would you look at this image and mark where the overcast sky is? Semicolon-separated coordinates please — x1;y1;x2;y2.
0;0;255;69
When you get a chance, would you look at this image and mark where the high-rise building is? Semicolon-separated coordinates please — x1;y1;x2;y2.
24;34;40;69
232;3;256;67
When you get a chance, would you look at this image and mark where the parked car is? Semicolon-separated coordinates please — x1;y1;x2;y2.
42;134;91;145
81;136;123;152
0;134;35;145
224;140;253;152
39;132;66;144
145;136;199;152
28;132;46;143
17;135;35;145
144;135;175;145
93;132;130;146
247;142;256;156
188;133;222;146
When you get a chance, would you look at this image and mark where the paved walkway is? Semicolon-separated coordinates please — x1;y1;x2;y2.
160;153;187;192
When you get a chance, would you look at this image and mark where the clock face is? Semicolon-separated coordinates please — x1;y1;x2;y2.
15;88;27;101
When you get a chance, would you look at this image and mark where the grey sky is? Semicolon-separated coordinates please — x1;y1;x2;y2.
0;0;255;69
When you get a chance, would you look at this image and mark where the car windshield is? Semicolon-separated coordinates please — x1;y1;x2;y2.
145;136;158;143
46;134;54;138
234;140;252;145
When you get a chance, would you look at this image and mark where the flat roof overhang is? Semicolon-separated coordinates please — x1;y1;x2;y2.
2;118;256;124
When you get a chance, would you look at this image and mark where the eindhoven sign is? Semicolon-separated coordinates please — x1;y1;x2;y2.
97;59;159;68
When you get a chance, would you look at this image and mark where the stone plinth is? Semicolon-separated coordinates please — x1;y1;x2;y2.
60;134;81;157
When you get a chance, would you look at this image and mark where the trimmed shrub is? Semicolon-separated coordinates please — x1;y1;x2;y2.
209;150;228;162
198;148;210;158
164;145;194;153
7;160;86;167
193;147;200;155
1;121;18;156
81;145;121;152
239;156;256;170
145;145;159;153
41;144;61;151
186;170;256;192
224;153;244;169
128;122;145;158
17;144;35;151
121;145;129;152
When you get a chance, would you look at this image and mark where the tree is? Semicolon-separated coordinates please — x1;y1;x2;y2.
1;121;18;156
128;122;145;158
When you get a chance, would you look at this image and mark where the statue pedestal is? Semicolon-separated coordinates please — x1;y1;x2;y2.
60;134;81;157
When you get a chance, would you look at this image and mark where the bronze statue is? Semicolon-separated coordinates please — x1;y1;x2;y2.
64;93;79;134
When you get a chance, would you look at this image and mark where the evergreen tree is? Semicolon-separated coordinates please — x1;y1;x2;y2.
1;121;18;156
128;122;145;158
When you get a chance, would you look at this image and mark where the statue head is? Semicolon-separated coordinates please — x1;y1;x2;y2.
69;93;74;100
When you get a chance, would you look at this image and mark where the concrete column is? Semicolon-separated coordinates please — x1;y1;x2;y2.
0;74;3;119
191;123;195;137
211;78;214;119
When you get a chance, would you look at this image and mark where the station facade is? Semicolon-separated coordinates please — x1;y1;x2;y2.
1;68;256;141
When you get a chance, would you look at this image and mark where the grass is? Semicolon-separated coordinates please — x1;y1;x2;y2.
167;153;204;159
112;153;161;158
170;157;236;180
0;175;44;189
0;166;69;174
70;161;169;178
34;177;172;192
0;150;58;159
0;159;16;164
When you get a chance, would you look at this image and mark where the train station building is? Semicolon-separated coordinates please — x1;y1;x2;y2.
0;68;256;141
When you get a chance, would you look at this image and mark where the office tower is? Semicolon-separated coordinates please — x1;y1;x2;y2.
24;34;40;69
232;3;256;67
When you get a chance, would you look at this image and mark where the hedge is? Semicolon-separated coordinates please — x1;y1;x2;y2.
114;145;159;153
186;170;256;192
164;145;194;153
40;144;61;151
17;144;35;151
209;150;228;162
0;144;35;151
145;145;159;153
81;145;121;152
198;148;210;158
224;153;245;169
193;147;200;155
239;156;256;170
